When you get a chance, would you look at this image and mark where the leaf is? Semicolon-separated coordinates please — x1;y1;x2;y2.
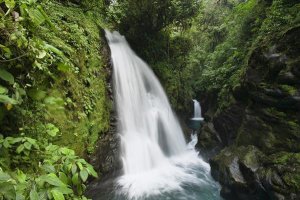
41;164;55;173
37;50;47;59
11;137;22;144
86;165;98;178
51;189;65;200
0;69;14;84
24;142;32;150
79;169;88;182
60;147;74;156
28;8;45;26
3;138;11;148
57;63;71;72
29;189;39;200
26;137;37;145
15;170;26;183
0;94;17;104
45;173;66;187
58;172;68;185
52;186;73;195
16;144;25;154
71;164;77;175
46;123;59;137
0;85;8;94
4;0;15;9
71;173;79;185
16;192;25;200
43;44;64;57
0;45;12;58
76;162;83;170
0;171;11;181
0;182;16;200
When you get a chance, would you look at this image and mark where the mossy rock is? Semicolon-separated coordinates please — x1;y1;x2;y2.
210;145;269;199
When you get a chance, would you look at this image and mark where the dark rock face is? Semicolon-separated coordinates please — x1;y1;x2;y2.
198;27;300;199
88;30;122;178
213;104;245;146
210;146;300;200
210;146;268;200
88;117;121;176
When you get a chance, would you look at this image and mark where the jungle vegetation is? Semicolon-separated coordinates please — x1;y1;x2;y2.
0;0;299;199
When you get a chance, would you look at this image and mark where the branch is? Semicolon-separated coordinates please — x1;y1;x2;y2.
0;53;28;62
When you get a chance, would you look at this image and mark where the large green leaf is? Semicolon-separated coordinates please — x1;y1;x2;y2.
29;189;39;200
71;173;79;185
86;165;98;178
24;142;32;150
0;85;8;94
51;189;65;200
58;172;69;185
44;173;66;187
0;94;18;104
79;169;88;182
41;164;55;173
53;186;73;195
16;144;25;154
0;68;14;84
71;164;77;175
4;0;15;9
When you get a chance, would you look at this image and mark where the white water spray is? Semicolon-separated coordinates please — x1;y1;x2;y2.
105;31;221;199
192;99;203;120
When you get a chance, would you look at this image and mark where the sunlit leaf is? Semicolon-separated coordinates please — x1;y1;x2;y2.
29;188;39;200
51;189;65;200
79;169;88;182
44;173;67;187
16;144;25;154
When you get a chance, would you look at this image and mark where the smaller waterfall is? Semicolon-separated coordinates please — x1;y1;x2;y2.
192;99;203;120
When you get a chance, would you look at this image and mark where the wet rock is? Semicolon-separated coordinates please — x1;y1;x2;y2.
210;146;270;200
278;72;300;85
201;26;300;200
197;122;223;160
88;116;121;176
213;104;245;145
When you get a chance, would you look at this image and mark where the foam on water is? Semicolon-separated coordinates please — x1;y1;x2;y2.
105;30;221;200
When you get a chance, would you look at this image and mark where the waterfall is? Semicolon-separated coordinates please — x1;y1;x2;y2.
192;99;203;120
105;30;221;200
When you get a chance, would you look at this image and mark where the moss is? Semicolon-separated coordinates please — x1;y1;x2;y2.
235;116;276;152
263;107;287;118
4;1;112;157
39;2;110;155
266;152;300;192
279;84;298;96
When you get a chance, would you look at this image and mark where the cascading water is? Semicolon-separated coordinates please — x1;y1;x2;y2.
103;30;222;200
192;99;203;120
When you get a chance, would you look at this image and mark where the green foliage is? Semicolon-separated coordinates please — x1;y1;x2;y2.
0;0;110;155
0;0;109;199
0;133;97;199
106;0;199;62
179;0;299;110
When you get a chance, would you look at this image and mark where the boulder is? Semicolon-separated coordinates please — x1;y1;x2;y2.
210;146;269;200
